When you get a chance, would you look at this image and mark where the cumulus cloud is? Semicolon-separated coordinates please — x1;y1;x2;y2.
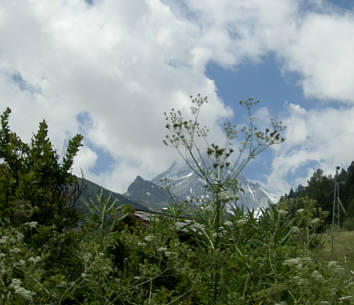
1;0;354;195
266;104;354;196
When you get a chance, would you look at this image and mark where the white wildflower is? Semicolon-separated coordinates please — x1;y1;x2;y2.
278;210;288;216
16;232;24;241
25;221;38;229
10;248;21;254
296;209;305;214
13;286;35;302
137;242;146;247
338;296;352;301
0;253;5;258
157;247;167;252
144;235;154;242
17;259;26;266
0;236;8;245
165;251;175;257
310;218;320;225
28;256;41;264
81;273;87;278
11;279;22;286
311;270;324;282
236;219;247;226
283;258;301;267
328;261;338;268
133;276;141;280
219;191;237;202
290;226;300;234
224;221;233;227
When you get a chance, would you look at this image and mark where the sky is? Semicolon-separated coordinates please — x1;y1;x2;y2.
1;0;354;197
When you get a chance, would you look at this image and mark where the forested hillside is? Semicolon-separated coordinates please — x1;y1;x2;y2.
280;164;354;230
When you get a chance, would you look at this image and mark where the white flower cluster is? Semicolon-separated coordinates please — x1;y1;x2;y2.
0;236;8;245
283;257;301;267
236;219;247;226
9;278;36;302
24;221;38;229
144;235;154;242
278;209;288;216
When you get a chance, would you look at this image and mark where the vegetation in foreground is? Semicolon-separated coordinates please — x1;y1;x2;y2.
0;99;353;304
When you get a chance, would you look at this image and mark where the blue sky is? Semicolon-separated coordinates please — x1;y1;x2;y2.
1;0;354;197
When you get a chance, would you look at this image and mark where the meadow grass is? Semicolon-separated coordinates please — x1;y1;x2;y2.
313;229;354;271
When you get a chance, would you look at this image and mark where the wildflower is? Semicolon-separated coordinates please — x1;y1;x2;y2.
0;253;5;258
292;275;305;285
278;209;288;216
157;247;167;252
236;219;247;226
16;232;24;241
0;236;8;245
83;253;92;262
219;191;237;202
328;261;338;268
290;226;300;234
283;257;301;267
311;270;324;282
137;242;146;247
296;208;305;214
144;235;154;242
28;256;41;264
11;279;22;286
10;248;21;254
24;221;38;229
224;221;233;227
17;259;26;266
338;296;352;301
310;218;320;225
13;286;35;302
81;273;87;278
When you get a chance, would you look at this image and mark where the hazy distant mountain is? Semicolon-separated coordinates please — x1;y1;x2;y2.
76;177;148;212
152;162;277;210
124;176;181;211
125;162;277;212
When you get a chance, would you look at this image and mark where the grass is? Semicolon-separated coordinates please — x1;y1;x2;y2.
313;229;354;271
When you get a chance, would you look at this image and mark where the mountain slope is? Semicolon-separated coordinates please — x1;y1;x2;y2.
124;176;181;211
151;162;276;210
76;177;149;212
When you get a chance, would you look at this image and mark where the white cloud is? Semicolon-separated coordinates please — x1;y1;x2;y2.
0;0;230;193
266;104;354;196
1;0;354;196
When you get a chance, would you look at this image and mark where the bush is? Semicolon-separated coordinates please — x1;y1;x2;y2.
342;217;354;231
0;107;83;229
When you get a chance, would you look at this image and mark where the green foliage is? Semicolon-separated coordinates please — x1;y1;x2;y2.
1;101;353;304
0;107;83;228
163;94;286;302
283;162;354;227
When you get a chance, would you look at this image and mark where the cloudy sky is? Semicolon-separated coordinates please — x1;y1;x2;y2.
1;0;354;197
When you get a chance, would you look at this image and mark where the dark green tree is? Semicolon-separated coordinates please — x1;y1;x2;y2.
0;107;83;228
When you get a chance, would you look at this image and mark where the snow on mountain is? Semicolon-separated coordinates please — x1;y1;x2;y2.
152;161;277;210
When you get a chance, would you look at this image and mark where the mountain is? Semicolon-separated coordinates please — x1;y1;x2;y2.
76;177;149;212
151;162;277;210
124;176;181;211
125;162;277;212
